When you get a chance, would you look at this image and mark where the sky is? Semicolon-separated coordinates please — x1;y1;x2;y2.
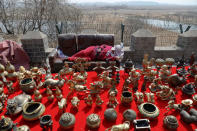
70;0;197;5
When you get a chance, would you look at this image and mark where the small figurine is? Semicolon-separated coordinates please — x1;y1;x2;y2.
149;77;162;92
155;58;165;74
72;72;86;85
84;94;93;106
34;89;42;102
58;98;67;113
0;63;7;83
40;115;53;131
188;62;197;77
56;62;74;79
5;61;17;82
43;74;65;89
159;65;171;83
17;66;31;80
93;62;105;76
156;85;175;101
0;86;7;103
71;96;80;110
134;91;144;104
56;87;63;101
31;67;42;84
0;102;4;112
7;81;15;94
124;59;133;74
107;91;118;108
100;71;112;89
142;54;149;74
89;81;103;94
128;68;140;92
46;88;54;101
44;64;52;80
144;67;157;82
95;95;103;107
165;58;175;69
106;61;119;76
0;116;17;131
165;100;181;115
145;92;155;103
105;121;130;131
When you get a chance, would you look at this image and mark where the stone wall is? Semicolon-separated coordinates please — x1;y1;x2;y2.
124;29;197;63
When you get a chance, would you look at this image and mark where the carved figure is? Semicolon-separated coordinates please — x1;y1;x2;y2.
149;77;162;92
95;95;103;107
128;68;140;92
134;91;144;104
159;65;171;83
34;89;42;102
43;75;65;89
105;121;130;131
145;92;155;103
156;85;175;100
46;88;54;101
107;91;118;108
58;98;67;113
84;94;93;106
71;97;80;110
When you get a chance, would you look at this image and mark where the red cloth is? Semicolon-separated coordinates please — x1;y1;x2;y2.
0;40;30;70
0;67;197;131
68;44;113;61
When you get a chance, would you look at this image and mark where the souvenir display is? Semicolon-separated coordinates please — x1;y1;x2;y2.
133;119;150;131
34;89;42;102
13;125;30;131
123;109;136;122
5;61;18;82
105;121;130;131
19;77;36;94
182;83;196;95
40;115;53;130
156;85;175;100
121;91;133;105
46;88;54;101
107;91;118;108
7;81;15;94
163;115;178;129
0;63;8;83
22;102;45;121
138;102;160;119
145;92;155;103
104;108;117;122
84;94;93;106
6;93;32;115
93;62;105;76
58;98;67;113
71;96;80;110
0;116;17;131
134;91;144;104
59;113;75;129
86;114;101;129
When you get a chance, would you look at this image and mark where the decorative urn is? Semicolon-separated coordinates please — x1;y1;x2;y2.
59;113;75;129
163;115;179;129
86;114;101;129
20;77;36;94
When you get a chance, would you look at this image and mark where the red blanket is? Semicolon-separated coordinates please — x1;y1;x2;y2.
68;44;114;61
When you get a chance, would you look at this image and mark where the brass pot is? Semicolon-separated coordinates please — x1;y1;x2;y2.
59;113;75;129
163;115;178;129
121;91;133;105
138;103;160;119
22;102;45;121
20;78;36;94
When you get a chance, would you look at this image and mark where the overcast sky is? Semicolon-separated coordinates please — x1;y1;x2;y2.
70;0;197;5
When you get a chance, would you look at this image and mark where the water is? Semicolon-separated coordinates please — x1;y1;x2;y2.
143;19;197;32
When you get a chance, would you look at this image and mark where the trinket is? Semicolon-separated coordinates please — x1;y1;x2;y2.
128;68;140;92
59;113;75;129
58;62;74;79
107;91;118;108
71;96;80;110
13;125;30;131
34;89;42;102
123;109;136;122
46;88;54;101
144;67;157;82
55;87;63;101
180;109;197;123
138;102;160;119
193;94;197;106
40;115;53;130
0;102;4;112
86;114;101;129
164;100;181;115
165;58;175;69
99;71;112;89
0;87;7;103
156;85;175;100
134;91;144;104
20;77;36;94
106;121;130;131
7;81;15;94
155;58;165;73
163;115;179;129
107;61;119;76
177;66;188;76
6;93;32;115
6;61;18;82
84;94;93;106
93;62;105;76
145;92;155;103
188;62;197;77
58;98;67;113
0;116;17;131
72;73;86;85
159;65;171;83
22;102;45;121
182;83;196;95
43;75;65;89
195;75;197;87
133;119;150;131
149;78;162;92
124;59;133;74
121;91;133;105
104;108;117;122
95;95;103;107
0;63;7;83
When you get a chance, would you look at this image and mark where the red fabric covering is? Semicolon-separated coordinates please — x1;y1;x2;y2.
0;67;197;131
0;40;30;70
68;44;113;61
